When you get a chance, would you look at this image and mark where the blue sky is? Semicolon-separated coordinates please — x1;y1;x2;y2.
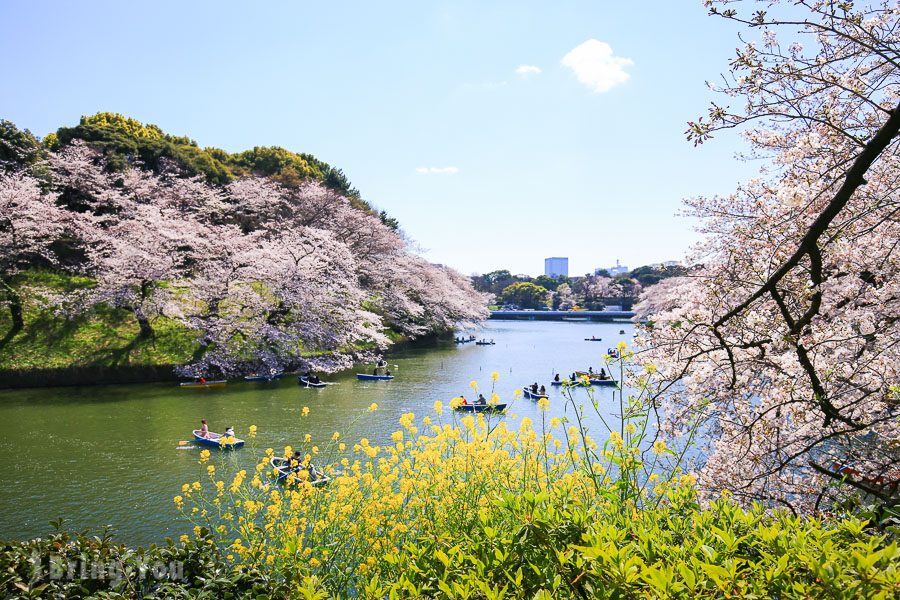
1;0;759;276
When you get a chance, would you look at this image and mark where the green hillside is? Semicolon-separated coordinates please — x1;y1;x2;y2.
41;112;396;228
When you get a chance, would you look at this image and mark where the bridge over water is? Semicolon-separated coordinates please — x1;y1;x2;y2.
489;310;635;322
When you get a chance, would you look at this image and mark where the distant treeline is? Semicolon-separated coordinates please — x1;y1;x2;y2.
472;265;688;310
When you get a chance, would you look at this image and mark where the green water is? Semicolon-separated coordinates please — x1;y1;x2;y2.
0;320;632;545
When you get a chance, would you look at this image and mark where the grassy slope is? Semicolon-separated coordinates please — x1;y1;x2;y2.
0;271;414;373
0;271;199;371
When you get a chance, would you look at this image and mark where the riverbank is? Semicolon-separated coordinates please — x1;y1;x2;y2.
0;271;456;389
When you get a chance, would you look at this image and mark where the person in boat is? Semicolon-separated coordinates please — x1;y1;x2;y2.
588;367;594;375
475;393;487;405
224;426;235;438
310;374;321;384
288;451;304;473
460;396;468;405
199;376;207;384
531;382;538;394
539;385;546;395
599;367;609;380
554;373;560;382
570;372;577;381
199;419;209;438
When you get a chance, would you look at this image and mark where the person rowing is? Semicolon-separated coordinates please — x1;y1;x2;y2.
475;393;487;405
554;373;560;382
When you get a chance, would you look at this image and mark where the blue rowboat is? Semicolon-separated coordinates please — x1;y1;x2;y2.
590;379;618;387
244;369;283;382
192;430;244;449
523;389;549;400
584;338;603;341
552;379;590;387
454;403;507;413
298;376;326;388
357;374;394;381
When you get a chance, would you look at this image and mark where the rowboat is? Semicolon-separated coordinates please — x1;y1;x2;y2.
298;376;326;388
475;341;495;346
523;388;549;400
584;338;603;341
269;457;331;486
574;371;618;387
552;379;590;387
454;403;507;413
244;373;284;381
192;430;244;449
180;380;227;389
357;373;394;381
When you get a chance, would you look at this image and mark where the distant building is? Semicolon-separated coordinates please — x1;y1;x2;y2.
663;260;680;268
608;260;628;276
544;257;568;278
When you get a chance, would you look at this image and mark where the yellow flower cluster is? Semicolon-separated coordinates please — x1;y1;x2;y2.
175;386;689;592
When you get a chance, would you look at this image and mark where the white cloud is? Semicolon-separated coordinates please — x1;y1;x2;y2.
560;39;633;93
515;64;542;75
415;166;460;175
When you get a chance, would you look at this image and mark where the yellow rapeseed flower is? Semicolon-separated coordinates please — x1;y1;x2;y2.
652;440;667;455
537;397;550;410
491;371;500;381
625;423;637;434
434;400;443;413
332;431;340;441
199;449;211;464
469;380;478;391
302;406;310;417
248;424;257;437
369;403;378;412
680;473;697;487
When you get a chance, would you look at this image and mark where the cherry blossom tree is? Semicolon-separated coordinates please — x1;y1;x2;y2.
14;135;487;376
0;171;71;345
638;0;900;513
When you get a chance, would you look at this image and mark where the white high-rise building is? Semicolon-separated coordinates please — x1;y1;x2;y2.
544;257;568;278
608;259;628;276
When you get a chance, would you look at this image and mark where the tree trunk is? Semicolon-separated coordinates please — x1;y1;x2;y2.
0;277;24;348
134;307;154;339
134;280;155;339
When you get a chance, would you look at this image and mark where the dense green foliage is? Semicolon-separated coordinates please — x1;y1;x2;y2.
629;264;688;287
498;281;549;309
47;112;391;224
0;120;45;171
0;524;304;599
3;480;897;598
